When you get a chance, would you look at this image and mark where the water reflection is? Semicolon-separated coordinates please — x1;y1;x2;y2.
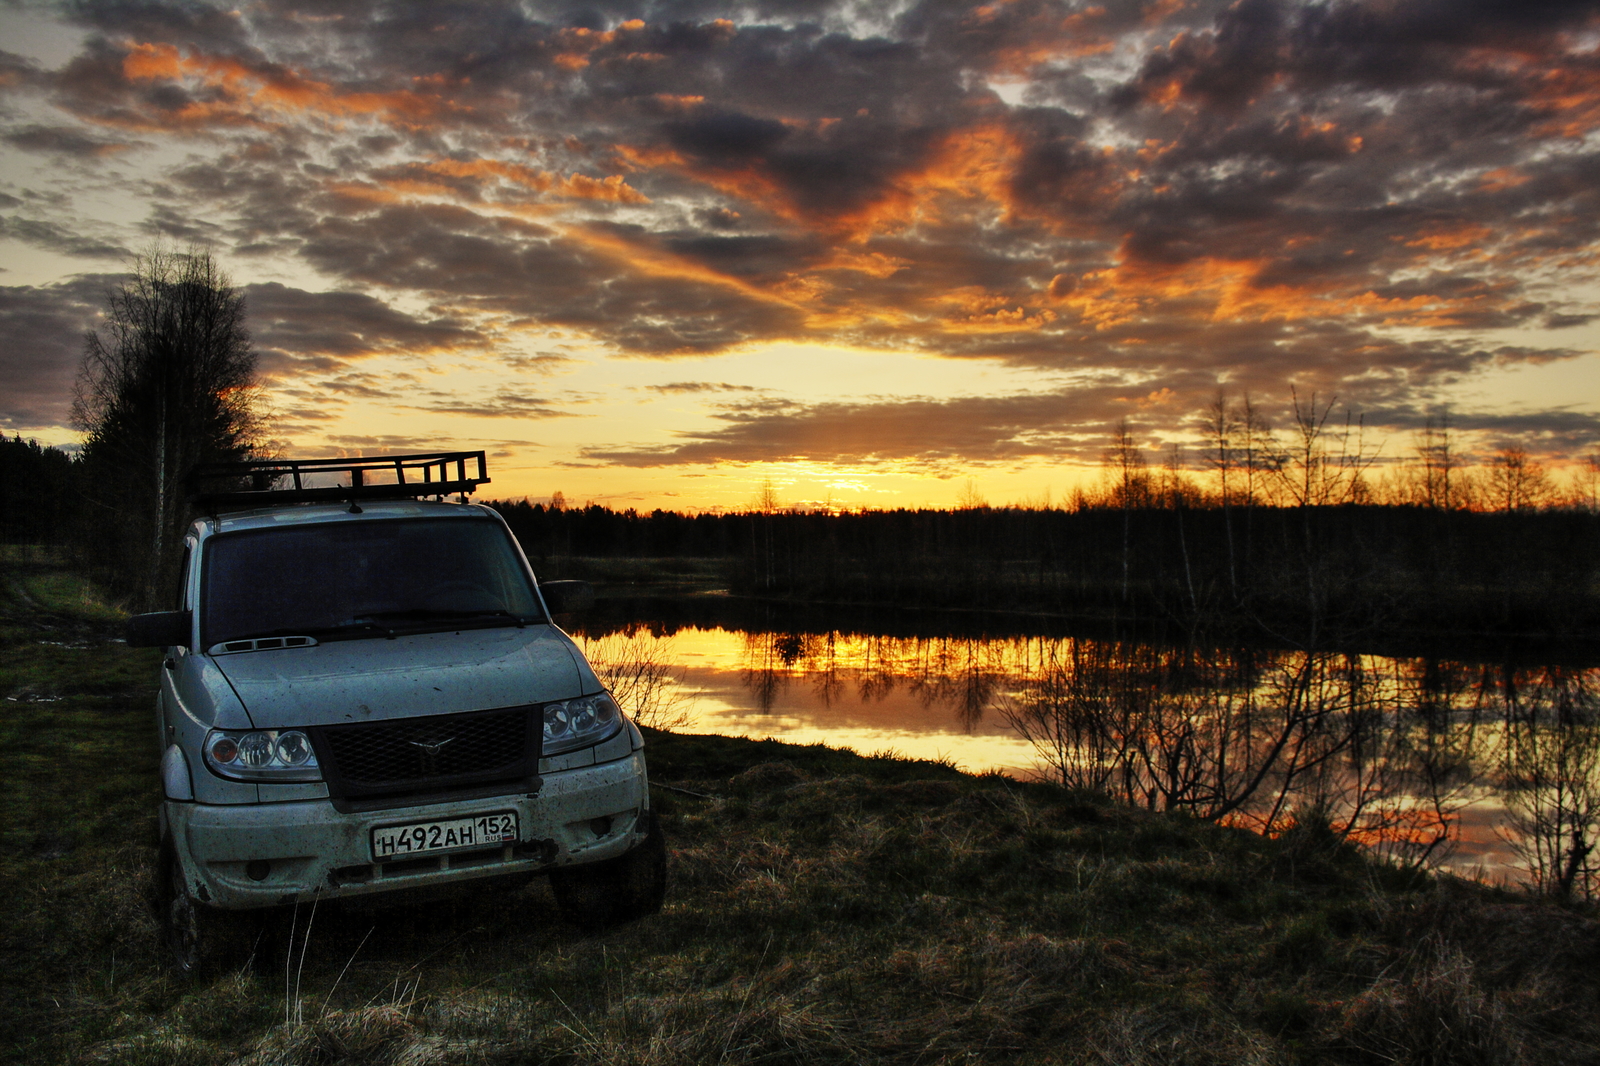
741;630;1003;728
588;624;1599;896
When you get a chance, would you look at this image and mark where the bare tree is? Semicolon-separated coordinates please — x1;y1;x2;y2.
1206;391;1241;596
1104;419;1152;601
1163;444;1198;613
1000;642;1380;833
748;478;781;589
1238;393;1279;506
1413;412;1468;510
1272;389;1377;508
1498;670;1600;901
956;478;988;510
73;247;263;607
580;629;694;731
1485;447;1551;513
1570;452;1600;513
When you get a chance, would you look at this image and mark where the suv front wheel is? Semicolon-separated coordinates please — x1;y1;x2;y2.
155;847;256;977
549;812;667;930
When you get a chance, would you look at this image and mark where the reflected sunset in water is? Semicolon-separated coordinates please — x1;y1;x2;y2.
581;624;1598;889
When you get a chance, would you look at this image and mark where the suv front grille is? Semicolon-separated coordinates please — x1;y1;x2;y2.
311;706;538;800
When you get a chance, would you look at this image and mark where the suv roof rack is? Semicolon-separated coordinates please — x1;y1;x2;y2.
187;451;490;509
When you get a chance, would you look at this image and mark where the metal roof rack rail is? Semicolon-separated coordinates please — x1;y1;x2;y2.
187;451;490;510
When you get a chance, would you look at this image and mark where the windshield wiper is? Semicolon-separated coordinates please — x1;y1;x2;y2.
217;621;393;643
355;608;528;629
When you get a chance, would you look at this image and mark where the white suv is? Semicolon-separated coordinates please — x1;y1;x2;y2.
126;453;664;974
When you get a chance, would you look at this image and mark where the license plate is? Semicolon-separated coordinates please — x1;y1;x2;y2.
371;811;519;861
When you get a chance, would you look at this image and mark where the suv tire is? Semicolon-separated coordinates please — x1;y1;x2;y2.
550;811;667;930
157;848;256;977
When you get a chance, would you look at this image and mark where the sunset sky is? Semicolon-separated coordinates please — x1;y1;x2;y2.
3;0;1598;510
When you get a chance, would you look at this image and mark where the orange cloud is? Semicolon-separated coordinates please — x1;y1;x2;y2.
1478;167;1530;192
610;115;1038;243
809;121;1031;241
1404;223;1495;253
422;158;649;204
968;3;1117;77
551;19;653;70
613;143;691;171
1052;243;1528;336
316;157;648;214
559;173;650;204
815;249;910;279
119;41;457;131
933;286;1059;333
321;180;411;208
559;223;811;331
1528;62;1600;138
650;94;705;113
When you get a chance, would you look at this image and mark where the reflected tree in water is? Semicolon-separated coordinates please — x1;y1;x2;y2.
998;643;1493;867
579;628;695;731
1497;667;1600;901
719;625;1598;885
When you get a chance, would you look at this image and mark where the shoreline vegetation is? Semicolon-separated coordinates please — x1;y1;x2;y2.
2;558;1599;1064
494;500;1600;660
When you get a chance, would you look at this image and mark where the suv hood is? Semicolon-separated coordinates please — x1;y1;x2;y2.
212;625;586;729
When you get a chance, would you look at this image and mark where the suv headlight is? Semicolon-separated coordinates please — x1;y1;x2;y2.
203;729;322;782
543;693;622;756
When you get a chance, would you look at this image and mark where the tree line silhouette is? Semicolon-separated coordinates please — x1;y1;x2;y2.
486;494;1598;648
487;396;1599;647
7;379;1598;644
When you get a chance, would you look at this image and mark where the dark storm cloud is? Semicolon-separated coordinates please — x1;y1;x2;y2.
64;0;256;51
317;434;458;456
506;351;576;372
295;202;807;353
590;376;1600;470
0;216;131;259
583;385;1152;468
645;381;760;393
141;203;225;243
2;123;137;157
9;0;1600;458
1118;0;1599;107
0;48;49;89
0;275;113;428
1352;403;1600;456
245;282;490;374
314;433;538;458
401;389;577;419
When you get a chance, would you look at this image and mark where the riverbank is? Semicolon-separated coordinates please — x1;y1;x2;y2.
2;561;1597;1064
534;554;1600;666
493;502;1600;652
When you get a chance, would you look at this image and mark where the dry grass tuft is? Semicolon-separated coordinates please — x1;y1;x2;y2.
236;1005;418;1066
728;760;810;794
1333;939;1525;1066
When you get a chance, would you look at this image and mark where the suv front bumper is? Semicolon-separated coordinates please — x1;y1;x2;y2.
168;750;649;909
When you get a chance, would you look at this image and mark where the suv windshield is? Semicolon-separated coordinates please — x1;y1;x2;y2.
202;517;543;646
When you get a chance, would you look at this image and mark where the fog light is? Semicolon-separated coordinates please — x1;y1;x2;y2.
246;860;271;881
589;816;613;837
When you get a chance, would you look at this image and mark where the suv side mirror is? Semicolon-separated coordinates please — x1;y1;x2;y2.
540;580;595;614
126;610;192;648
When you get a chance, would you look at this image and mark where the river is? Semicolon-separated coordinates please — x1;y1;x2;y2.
574;613;1599;895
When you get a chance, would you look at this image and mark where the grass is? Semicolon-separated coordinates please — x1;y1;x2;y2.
2;559;1597;1065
